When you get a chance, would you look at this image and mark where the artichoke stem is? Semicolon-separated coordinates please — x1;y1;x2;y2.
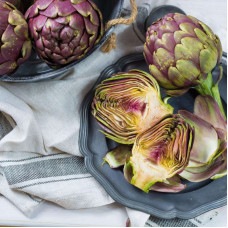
196;69;226;119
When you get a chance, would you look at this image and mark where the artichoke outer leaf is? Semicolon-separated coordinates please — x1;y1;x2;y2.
123;161;134;183
194;95;227;133
103;145;132;168
179;157;225;182
164;87;190;96
211;169;227;180
211;144;227;180
149;176;186;193
180;136;226;182
179;110;219;164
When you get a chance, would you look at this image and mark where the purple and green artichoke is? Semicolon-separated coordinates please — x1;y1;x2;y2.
179;95;227;181
144;13;225;118
25;0;103;67
104;114;194;193
92;70;174;144
0;0;32;76
126;114;194;192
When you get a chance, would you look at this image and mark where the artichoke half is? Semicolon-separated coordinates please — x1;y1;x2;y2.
92;70;173;144
179;95;227;181
103;114;194;193
0;1;32;75
144;13;225;118
126;114;194;193
25;0;103;67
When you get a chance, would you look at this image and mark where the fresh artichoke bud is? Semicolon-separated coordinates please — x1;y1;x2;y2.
126;114;193;193
144;13;222;96
92;69;174;144
179;95;227;181
0;1;32;76
25;0;104;67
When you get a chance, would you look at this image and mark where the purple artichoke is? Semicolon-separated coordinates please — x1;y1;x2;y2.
144;13;225;118
25;0;104;67
0;1;32;76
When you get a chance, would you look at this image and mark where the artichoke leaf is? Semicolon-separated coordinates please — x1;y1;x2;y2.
149;176;186;193
179;110;219;164
179;156;225;182
194;95;226;133
103;145;132;168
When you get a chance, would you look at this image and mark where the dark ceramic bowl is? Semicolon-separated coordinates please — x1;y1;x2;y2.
0;0;123;82
79;53;227;219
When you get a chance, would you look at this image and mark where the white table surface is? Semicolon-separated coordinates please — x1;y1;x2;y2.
0;0;227;226
0;197;129;227
0;196;227;227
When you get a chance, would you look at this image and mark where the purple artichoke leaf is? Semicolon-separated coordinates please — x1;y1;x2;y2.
211;145;227;179
103;145;132;168
149;176;186;193
179;156;225;182
179;110;220;165
194;95;227;133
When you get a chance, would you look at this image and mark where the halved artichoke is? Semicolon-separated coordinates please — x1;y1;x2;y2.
179;95;227;181
92;70;173;144
124;114;194;193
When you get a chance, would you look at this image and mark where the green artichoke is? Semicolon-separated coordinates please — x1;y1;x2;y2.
179;95;227;182
92;70;173;144
124;114;194;193
0;1;32;76
144;13;225;118
25;0;103;67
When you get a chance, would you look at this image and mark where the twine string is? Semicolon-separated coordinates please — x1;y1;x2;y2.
101;0;138;53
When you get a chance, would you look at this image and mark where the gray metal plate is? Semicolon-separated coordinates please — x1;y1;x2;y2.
79;53;227;219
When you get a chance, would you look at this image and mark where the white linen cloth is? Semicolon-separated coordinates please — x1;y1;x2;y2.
0;0;226;226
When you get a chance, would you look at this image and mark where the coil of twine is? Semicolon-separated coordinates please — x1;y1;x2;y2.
101;0;138;53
